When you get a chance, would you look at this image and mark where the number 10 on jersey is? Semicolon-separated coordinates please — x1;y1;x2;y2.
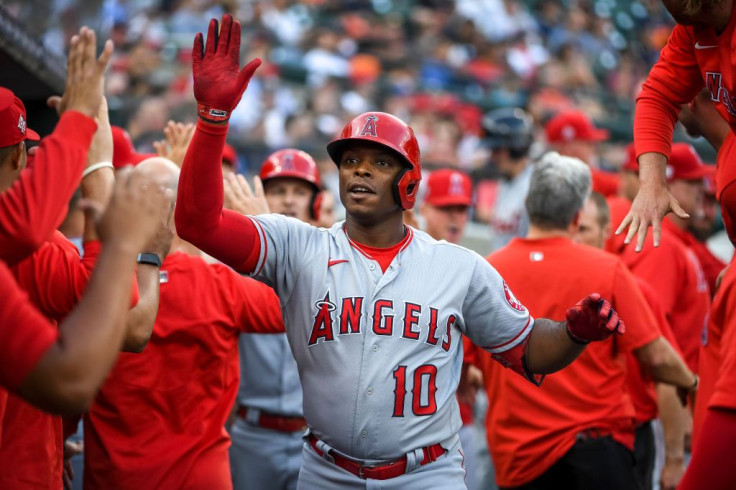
392;365;438;416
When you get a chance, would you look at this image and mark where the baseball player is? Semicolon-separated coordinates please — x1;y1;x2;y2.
175;16;627;488
82;158;285;490
575;192;691;490
680;263;736;489
0;86;168;490
417;168;483;490
619;0;736;250
471;153;696;490
480;108;534;251
229;149;321;490
608;149;711;374
545;109;621;197
0;28;111;266
0;168;166;410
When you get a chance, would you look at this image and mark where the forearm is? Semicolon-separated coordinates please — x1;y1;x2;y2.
0;112;97;265
19;242;137;413
81;168;114;242
175;120;259;271
121;264;159;352
637;151;669;188
636;337;695;388
525;318;586;374
657;384;687;463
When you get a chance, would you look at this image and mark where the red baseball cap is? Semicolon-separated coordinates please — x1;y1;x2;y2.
545;110;609;144
0;87;40;147
424;169;473;207
111;126;154;168
665;143;711;182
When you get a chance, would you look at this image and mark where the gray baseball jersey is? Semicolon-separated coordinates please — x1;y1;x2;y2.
489;164;532;251
249;215;533;460
237;333;303;416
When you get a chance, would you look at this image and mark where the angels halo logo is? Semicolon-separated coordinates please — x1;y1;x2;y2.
502;281;525;312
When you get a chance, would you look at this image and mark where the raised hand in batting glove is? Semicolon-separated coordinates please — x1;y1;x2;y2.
565;293;625;344
193;14;261;124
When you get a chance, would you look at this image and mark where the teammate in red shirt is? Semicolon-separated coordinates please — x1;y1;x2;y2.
0;165;166;407
679;262;736;489
576;192;691;490
621;0;736;250
545;109;621;197
610;146;712;373
83;158;285;490
475;153;696;489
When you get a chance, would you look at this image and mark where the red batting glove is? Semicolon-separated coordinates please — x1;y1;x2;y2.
565;293;625;344
192;14;262;123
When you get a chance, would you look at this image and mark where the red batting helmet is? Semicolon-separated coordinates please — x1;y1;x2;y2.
259;149;322;220
326;111;422;210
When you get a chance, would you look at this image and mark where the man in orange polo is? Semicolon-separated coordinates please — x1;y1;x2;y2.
473;152;697;489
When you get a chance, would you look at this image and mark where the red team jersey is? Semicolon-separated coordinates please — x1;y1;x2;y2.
0;111;96;266
83;252;284;490
693;263;736;444
477;237;660;487
635;7;736;160
625;278;682;425
0;232;138;490
608;200;710;373
0;261;58;393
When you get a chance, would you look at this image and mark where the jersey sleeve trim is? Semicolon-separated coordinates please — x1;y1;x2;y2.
252;217;268;277
482;316;534;354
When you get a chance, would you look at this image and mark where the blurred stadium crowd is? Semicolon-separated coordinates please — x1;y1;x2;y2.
2;0;697;222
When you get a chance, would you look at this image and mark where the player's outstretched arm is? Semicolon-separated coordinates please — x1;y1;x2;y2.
616;24;701;252
0;27;112;266
525;294;624;374
175;14;264;272
16;170;168;414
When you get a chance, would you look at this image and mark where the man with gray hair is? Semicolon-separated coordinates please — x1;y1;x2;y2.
470;152;698;489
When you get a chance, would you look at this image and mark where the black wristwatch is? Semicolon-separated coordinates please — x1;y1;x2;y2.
136;253;162;268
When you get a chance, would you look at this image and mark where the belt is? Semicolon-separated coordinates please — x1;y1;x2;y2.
576;427;614;441
236;406;307;433
308;433;446;480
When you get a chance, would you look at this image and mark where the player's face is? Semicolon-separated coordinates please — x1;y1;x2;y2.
574;199;609;249
264;177;314;222
422;203;469;244
316;190;336;228
556;141;596;166
338;142;404;221
669;178;705;218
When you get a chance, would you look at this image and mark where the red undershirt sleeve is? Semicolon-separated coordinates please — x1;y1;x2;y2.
678;408;736;490
0;111;96;266
634;25;703;159
175;120;260;273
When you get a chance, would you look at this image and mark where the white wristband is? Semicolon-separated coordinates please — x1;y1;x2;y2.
82;161;114;178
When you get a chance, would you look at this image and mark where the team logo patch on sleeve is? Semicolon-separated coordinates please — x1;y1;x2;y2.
503;281;526;312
